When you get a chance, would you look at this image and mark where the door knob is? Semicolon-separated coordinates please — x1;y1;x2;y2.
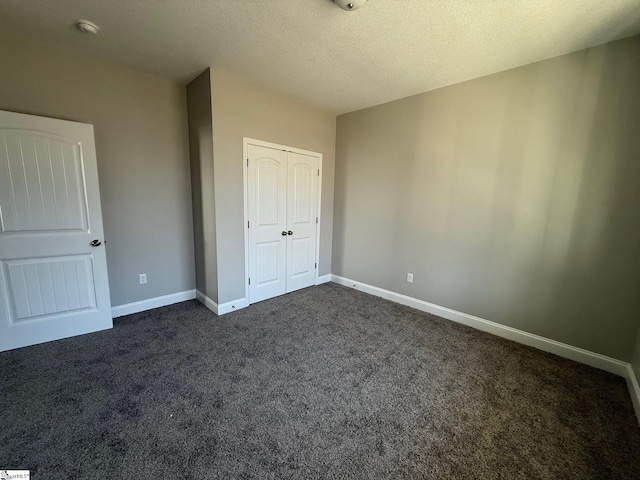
90;239;102;247
281;231;287;236
287;231;293;235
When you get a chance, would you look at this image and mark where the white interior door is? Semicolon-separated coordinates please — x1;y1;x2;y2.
247;143;319;304
247;144;288;303
286;152;318;293
0;110;112;352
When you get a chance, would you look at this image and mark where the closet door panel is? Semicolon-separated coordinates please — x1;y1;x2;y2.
247;145;287;303
286;152;318;293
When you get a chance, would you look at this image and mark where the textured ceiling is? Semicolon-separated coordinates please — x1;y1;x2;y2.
1;0;639;114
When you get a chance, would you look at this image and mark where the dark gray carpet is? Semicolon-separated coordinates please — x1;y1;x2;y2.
1;283;639;479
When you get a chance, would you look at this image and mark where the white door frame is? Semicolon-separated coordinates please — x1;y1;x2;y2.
243;137;323;305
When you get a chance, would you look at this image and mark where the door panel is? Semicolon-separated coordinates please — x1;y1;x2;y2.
290;237;311;276
286;153;318;293
247;145;287;303
256;160;282;226
0;132;88;232
0;110;112;352
255;241;281;284
5;256;96;320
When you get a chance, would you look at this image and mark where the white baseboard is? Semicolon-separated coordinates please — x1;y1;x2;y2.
627;365;640;424
331;275;629;376
332;274;640;424
111;289;196;318
218;297;248;315
195;290;217;313
195;290;247;316
317;274;332;285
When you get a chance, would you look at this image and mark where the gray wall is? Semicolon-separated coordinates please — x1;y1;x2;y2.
0;32;195;306
210;69;336;304
333;35;640;361
186;70;218;303
633;328;640;386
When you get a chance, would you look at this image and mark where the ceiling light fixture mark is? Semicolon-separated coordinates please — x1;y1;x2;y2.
333;0;368;12
76;19;100;35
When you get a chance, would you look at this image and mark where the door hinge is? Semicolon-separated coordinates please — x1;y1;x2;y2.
248;221;250;228
316;217;318;224
315;263;317;269
247;158;249;167
248;278;251;285
317;169;320;176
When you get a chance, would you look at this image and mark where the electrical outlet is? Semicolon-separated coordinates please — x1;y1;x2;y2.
406;273;414;283
139;273;147;285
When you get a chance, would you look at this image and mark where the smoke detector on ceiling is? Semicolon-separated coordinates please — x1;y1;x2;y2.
333;0;368;11
76;19;100;35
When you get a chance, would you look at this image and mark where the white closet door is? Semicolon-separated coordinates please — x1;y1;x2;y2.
0;110;112;352
247;144;288;303
286;152;318;293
